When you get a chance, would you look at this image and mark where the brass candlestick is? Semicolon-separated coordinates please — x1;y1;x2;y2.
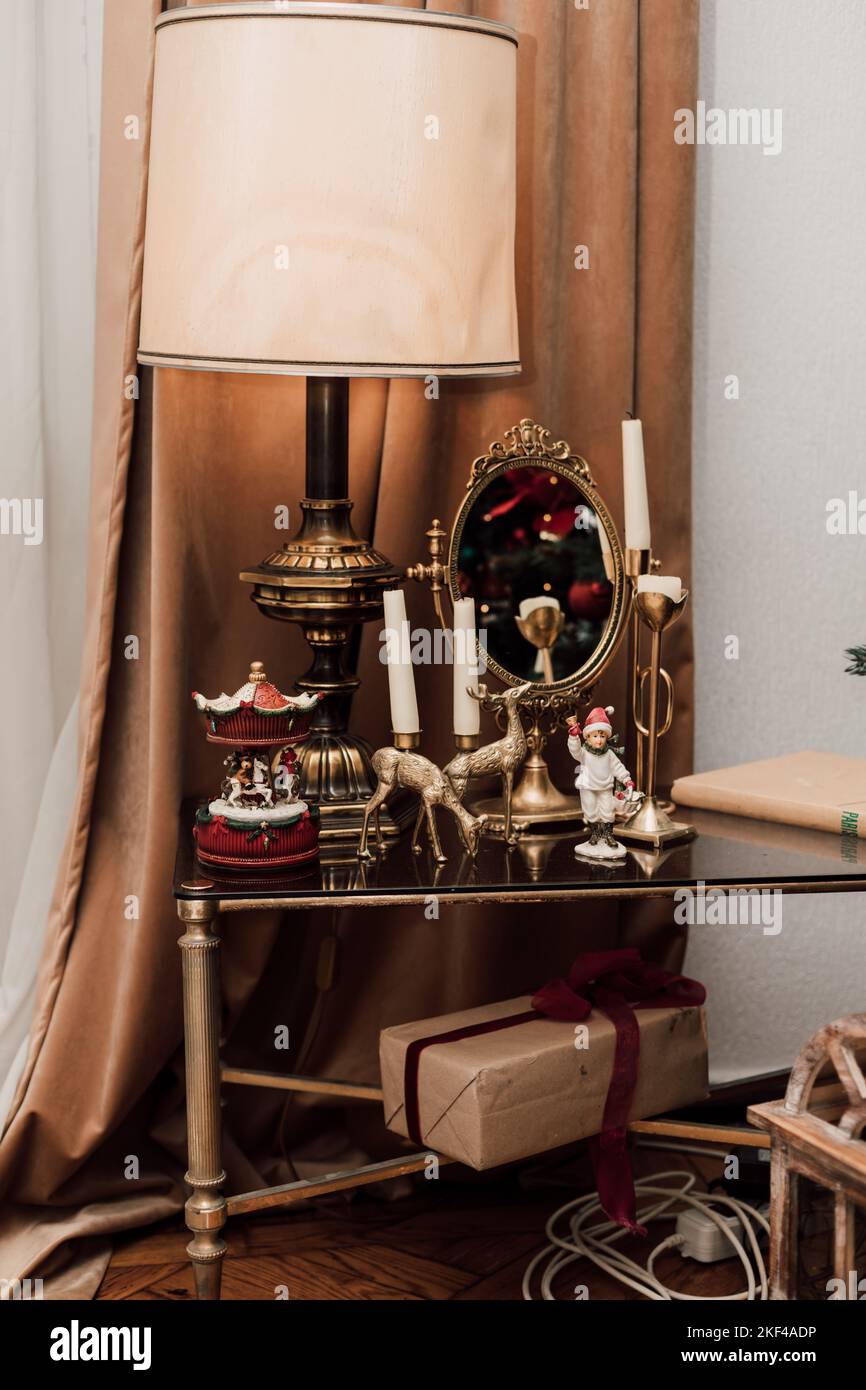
625;547;674;784
624;547;651;786
625;548;677;813
618;588;695;848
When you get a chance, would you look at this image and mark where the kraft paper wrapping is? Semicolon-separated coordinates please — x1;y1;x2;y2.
380;997;708;1170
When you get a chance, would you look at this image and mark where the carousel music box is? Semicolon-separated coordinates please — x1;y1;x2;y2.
191;661;323;872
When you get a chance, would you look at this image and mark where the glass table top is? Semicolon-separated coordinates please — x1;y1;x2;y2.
174;802;866;905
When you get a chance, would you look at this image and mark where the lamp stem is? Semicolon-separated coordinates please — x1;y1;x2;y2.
306;377;349;499
299;377;356;735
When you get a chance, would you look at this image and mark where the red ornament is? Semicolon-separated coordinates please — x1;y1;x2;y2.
568;580;611;621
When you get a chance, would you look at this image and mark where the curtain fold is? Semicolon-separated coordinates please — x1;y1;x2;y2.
0;0;103;1123
0;0;698;1298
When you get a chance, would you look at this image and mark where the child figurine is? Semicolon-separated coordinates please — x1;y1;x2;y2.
567;705;635;860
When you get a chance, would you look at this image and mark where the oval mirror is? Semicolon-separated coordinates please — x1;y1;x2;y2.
448;422;627;693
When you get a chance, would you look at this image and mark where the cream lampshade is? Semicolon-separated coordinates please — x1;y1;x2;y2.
136;2;521;840
138;1;520;378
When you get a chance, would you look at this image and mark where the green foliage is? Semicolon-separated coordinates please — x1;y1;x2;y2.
845;645;866;676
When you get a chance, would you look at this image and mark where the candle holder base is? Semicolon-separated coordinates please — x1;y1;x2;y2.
617;795;695;849
469;749;585;833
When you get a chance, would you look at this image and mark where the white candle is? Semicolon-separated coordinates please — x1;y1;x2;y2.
383;589;420;735
637;574;682;603
452;597;481;738
622;418;651;551
518;596;561;620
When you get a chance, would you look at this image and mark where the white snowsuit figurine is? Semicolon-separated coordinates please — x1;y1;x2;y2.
567;705;634;861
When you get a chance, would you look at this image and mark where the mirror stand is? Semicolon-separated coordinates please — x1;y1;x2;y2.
469;695;585;833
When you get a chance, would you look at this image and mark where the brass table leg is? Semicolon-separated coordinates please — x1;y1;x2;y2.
178;898;227;1300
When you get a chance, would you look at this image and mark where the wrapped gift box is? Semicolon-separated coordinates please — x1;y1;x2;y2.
380;995;708;1170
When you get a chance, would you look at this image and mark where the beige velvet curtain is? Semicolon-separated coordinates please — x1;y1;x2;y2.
0;0;697;1298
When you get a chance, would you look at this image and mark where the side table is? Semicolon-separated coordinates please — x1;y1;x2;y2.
174;803;866;1298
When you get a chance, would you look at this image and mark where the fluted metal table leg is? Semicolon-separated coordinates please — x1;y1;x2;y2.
178;898;227;1300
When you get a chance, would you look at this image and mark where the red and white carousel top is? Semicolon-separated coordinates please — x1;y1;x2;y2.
193;662;321;717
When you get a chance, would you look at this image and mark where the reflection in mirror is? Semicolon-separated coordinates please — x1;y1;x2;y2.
454;465;615;685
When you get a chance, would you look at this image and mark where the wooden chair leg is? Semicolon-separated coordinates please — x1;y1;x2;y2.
769;1144;798;1300
834;1192;856;1298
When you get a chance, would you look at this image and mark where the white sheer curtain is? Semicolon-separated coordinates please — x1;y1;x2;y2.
0;0;103;1120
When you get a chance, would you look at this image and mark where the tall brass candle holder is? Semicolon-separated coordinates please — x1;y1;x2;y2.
618;588;695;849
624;548;652;787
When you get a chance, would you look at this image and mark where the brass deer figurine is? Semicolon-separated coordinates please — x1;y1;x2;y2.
444;682;531;845
358;747;488;864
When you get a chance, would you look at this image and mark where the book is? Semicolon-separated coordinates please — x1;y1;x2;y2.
671;750;866;840
683;804;866;864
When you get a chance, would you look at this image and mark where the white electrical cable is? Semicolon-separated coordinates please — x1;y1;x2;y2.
522;1170;770;1301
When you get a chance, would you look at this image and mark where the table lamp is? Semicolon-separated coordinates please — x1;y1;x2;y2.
138;1;520;839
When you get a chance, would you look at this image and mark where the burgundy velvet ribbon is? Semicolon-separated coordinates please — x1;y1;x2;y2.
402;948;706;1234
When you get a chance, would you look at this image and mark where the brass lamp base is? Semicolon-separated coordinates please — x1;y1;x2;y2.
617;795;695;849
470;749;584;832
240;378;410;841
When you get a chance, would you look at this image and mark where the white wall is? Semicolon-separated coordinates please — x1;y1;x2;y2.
686;0;866;1082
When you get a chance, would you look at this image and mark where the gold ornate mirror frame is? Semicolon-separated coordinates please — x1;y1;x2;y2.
433;420;631;829
449;419;628;698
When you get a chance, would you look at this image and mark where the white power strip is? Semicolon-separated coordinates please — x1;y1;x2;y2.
677;1208;744;1263
677;1201;770;1264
